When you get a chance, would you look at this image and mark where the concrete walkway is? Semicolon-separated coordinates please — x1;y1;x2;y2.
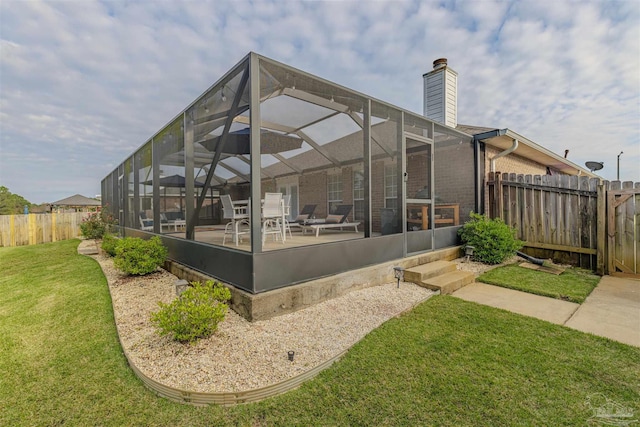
565;276;640;347
453;276;640;348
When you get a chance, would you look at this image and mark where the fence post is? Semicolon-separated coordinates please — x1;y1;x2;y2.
596;181;607;275
493;172;503;219
487;172;494;217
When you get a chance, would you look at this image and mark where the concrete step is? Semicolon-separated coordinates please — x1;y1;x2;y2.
404;260;457;283
422;270;476;295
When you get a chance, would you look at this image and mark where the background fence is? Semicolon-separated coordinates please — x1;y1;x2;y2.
0;212;88;247
607;181;640;277
488;172;639;276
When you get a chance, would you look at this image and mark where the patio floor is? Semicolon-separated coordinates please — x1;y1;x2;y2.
164;226;367;252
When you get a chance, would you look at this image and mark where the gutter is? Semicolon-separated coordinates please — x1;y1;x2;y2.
490;138;518;172
473;129;519;172
472;131;507;214
471;127;598;178
474;128;519;172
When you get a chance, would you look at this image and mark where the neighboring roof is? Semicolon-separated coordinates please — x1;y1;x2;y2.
457;124;598;178
51;194;101;206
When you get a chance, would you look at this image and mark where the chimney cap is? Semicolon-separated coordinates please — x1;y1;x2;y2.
433;58;448;69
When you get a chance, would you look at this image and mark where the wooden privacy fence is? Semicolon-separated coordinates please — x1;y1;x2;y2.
488;172;639;276
607;181;640;277
0;212;89;247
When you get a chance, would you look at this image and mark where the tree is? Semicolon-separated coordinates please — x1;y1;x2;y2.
0;186;32;215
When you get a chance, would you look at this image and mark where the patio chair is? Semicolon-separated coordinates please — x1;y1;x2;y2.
262;192;284;244
289;204;317;232
300;204;360;237
294;204;317;223
159;213;170;232
139;213;154;231
281;194;293;239
160;212;186;232
221;195;250;246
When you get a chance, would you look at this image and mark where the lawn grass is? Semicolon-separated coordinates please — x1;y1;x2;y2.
1;240;638;426
477;264;600;303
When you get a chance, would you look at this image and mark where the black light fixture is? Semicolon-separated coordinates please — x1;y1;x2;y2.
287;351;295;361
465;245;475;262
393;266;404;288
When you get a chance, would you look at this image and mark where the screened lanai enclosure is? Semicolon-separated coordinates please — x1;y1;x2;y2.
102;52;478;294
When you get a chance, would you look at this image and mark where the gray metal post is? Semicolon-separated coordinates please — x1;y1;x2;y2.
617;151;623;180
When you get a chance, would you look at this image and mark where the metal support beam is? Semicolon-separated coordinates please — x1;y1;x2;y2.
151;137;161;233
184;111;195;239
187;64;250;239
282;87;349;114
348;111;395;159
296;130;341;167
218;162;251;182
235;155;274;179
133;151;140;230
249;53;262;255
363;99;371;238
194;106;249;128
272;153;303;174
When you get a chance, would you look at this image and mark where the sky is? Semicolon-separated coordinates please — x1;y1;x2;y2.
1;0;638;204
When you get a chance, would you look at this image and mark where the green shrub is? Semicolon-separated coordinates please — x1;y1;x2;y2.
113;236;167;275
101;233;119;257
79;206;117;239
150;280;231;343
458;212;523;264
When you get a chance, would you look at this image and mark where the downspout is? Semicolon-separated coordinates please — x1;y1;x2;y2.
490;138;519;172
473;136;483;214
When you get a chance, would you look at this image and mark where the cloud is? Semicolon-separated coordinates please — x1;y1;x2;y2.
0;0;638;204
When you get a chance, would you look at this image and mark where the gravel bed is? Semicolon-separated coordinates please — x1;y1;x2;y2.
92;253;435;393
454;255;524;275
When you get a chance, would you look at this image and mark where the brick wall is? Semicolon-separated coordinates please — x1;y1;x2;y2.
485;147;548;176
434;141;475;224
407;153;430;198
371;160;386;232
483;147;550;213
300;172;328;218
342;166;354;209
299;168;357;219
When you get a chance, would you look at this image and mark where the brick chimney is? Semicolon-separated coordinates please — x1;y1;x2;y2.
423;58;457;128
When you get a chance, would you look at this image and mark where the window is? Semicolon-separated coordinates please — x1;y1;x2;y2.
353;170;365;221
327;173;342;214
384;164;397;208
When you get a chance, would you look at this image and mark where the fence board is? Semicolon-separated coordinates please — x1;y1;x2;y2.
622;182;635;271
582;178;596;268
523;175;534;242
596;181;607;274
636;183;640;274
549;175;557;246
533;175;543;244
0;213;88;247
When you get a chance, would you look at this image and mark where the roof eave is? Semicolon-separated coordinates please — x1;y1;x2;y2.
476;128;599;178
